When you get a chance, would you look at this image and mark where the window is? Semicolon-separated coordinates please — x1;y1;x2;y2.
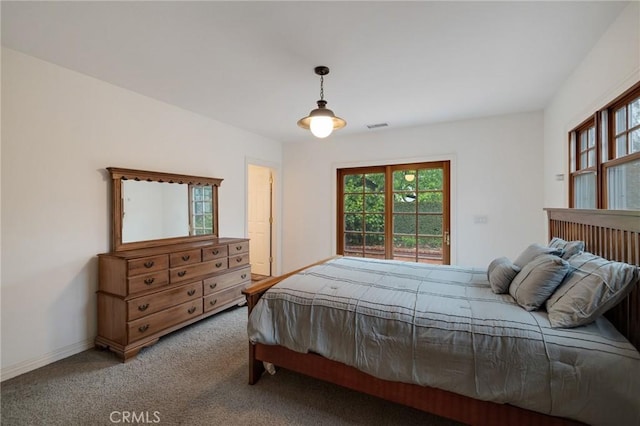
338;161;450;264
190;185;214;235
569;81;640;210
570;119;597;209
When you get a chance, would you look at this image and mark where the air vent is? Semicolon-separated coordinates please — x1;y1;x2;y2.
366;123;389;129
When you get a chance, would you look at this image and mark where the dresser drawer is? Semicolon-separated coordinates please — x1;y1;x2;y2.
228;253;250;268
202;245;228;262
170;260;227;284
127;255;168;276
128;271;169;295
128;299;203;343
170;249;202;267
127;281;203;321
203;285;244;313
203;266;251;296
229;241;249;255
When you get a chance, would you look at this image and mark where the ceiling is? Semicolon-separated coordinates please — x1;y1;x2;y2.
1;1;629;143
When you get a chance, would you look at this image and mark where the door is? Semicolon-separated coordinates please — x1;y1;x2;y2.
337;161;450;265
248;164;273;276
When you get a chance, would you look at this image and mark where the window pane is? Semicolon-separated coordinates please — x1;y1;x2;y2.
580;132;588;150
393;193;416;212
393;170;415;190
393;214;415;234
588;127;595;147
365;214;384;232
364;173;385;192
631;129;640;154
344;214;362;232
630;98;640;128
573;173;596;209
393;235;416;261
203;186;212;201
588;149;596;167
345;233;363;251
616;135;628;157
607;158;640;210
195;202;203;214
364;194;384;212
194;187;203;201
615;107;627;134
417;168;443;190
364;234;385;257
418;192;443;213
344;174;364;192
418;214;442;236
344;194;363;212
580;152;588;169
418;236;443;262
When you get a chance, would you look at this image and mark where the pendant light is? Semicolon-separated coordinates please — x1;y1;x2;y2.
297;66;346;138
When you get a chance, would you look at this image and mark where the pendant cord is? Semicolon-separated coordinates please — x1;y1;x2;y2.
319;75;324;101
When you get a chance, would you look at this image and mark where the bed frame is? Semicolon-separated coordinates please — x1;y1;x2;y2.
242;208;640;426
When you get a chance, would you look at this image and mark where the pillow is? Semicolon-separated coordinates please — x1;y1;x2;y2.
509;254;570;311
548;237;585;260
513;243;563;268
546;252;639;328
487;257;521;294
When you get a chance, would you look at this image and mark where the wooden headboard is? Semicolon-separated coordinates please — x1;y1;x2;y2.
545;208;640;350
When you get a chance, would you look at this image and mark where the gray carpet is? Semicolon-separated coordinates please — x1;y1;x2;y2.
1;306;462;425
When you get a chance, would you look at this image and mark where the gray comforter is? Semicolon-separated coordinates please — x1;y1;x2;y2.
247;257;640;426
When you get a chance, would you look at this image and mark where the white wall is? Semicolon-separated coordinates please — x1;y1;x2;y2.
0;48;282;380
544;2;640;208
281;111;545;272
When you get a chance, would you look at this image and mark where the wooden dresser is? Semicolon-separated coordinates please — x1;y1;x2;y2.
96;237;250;361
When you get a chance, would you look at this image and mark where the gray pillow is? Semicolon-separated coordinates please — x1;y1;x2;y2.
546;252;639;328
487;257;521;294
513;243;563;268
548;237;585;260
509;254;570;311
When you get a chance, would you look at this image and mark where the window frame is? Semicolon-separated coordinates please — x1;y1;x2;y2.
569;80;640;209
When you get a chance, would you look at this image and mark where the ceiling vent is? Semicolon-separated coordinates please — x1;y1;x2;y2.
366;122;389;129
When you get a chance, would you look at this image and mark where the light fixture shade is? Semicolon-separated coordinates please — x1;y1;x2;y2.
297;100;347;138
297;66;346;138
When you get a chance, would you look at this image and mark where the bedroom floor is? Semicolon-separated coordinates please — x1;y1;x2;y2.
1;306;463;426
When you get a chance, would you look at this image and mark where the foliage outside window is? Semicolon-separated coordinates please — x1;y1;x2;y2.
569;81;640;209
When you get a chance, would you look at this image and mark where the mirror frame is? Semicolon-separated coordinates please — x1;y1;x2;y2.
108;167;223;252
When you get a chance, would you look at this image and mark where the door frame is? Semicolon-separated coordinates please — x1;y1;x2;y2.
246;158;281;277
331;155;457;264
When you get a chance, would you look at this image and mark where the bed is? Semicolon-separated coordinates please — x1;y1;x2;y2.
242;208;640;426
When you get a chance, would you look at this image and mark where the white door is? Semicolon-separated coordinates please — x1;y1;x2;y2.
248;164;273;276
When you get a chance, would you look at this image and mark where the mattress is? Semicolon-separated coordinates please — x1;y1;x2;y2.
248;257;640;426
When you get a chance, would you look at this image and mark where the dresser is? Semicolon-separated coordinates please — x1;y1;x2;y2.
95;237;250;361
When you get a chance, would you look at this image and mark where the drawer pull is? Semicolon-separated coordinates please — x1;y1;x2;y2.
177;271;187;277
236;245;242;251
188;307;197;314
212;249;220;255
236;257;242;263
144;277;155;285
187;289;196;296
209;299;218;306
181;255;190;261
209;283;217;290
138;303;149;311
215;262;223;268
143;261;154;268
138;324;149;333
241;273;247;279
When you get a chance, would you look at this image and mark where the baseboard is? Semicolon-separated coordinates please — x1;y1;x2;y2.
1;338;94;382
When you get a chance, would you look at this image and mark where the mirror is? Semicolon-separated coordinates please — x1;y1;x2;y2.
108;167;223;251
